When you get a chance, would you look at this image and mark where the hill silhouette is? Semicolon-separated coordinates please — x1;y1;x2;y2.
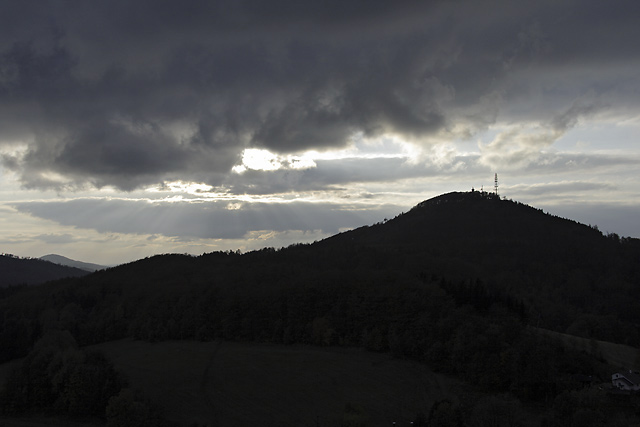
1;191;639;425
318;191;640;340
39;254;107;272
0;254;90;287
3;191;637;347
326;191;604;250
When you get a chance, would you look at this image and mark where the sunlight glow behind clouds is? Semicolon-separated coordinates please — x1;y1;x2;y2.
231;136;420;176
1;0;640;264
5;116;640;266
232;149;317;173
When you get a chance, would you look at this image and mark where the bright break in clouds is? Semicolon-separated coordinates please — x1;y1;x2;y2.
1;0;639;264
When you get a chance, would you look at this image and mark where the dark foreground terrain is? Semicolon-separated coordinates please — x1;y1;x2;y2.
95;339;465;427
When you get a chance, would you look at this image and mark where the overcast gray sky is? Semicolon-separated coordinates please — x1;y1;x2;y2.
1;0;639;265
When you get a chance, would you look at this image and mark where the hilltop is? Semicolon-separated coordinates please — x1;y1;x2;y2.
317;191;640;339
324;190;614;255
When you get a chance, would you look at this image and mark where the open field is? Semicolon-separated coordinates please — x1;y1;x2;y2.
93;339;465;427
6;331;629;426
0;359;18;390
0;417;100;427
534;328;639;371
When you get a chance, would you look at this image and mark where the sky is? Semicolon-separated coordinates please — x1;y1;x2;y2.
1;0;639;265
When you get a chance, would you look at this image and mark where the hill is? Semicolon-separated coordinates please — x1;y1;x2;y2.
39;254;107;272
1;191;639;425
318;191;640;342
0;254;90;287
2;191;638;357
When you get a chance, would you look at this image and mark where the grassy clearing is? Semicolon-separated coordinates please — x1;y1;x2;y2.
534;328;639;371
94;339;464;427
0;359;18;389
0;416;100;427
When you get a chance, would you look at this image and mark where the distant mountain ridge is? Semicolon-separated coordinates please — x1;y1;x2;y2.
39;254;106;272
0;254;90;287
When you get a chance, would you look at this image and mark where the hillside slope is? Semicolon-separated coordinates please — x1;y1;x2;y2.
324;191;623;263
0;254;90;287
2;192;638;347
317;191;640;340
39;254;107;272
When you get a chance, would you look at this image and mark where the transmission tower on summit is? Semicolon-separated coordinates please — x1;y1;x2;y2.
494;173;499;196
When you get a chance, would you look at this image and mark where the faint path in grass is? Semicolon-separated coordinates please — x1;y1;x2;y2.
199;340;222;426
94;339;463;427
533;327;639;370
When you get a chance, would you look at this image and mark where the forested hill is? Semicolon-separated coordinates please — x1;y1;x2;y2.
1;190;638;350
323;190;618;253
0;254;89;287
323;190;640;290
319;191;640;341
2;191;640;423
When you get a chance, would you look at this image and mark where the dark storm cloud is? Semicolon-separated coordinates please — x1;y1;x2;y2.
1;0;639;190
13;198;400;239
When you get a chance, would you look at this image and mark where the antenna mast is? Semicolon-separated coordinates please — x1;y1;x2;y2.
494;173;499;196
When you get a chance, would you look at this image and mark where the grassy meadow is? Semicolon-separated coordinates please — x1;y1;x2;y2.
2;332;635;426
94;339;464;427
534;328;640;372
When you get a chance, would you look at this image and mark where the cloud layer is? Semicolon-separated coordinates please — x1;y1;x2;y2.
2;0;639;191
12;198;400;240
2;0;640;264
